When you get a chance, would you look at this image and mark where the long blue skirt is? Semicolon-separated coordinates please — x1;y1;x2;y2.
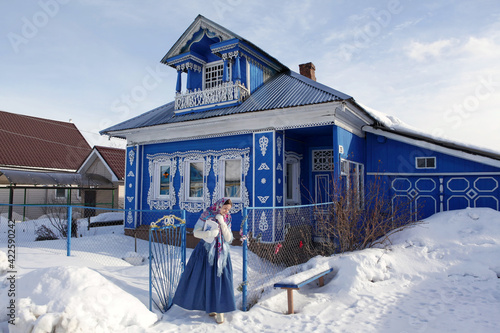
172;240;236;313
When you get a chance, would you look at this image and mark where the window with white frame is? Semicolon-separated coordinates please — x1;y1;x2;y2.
415;156;436;169
312;149;334;171
204;61;231;89
187;161;204;199
340;159;364;209
154;162;171;198
221;158;242;199
285;156;301;205
147;154;177;210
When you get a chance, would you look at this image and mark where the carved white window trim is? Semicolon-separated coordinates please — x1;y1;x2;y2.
219;158;243;200
184;159;207;201
154;161;172;199
212;148;250;213
147;154;177;210
178;152;211;213
147;148;250;214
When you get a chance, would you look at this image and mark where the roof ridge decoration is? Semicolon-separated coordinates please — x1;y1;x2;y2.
162;15;236;62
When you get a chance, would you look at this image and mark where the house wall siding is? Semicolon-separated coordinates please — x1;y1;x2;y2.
366;132;500;174
125;134;254;230
365;133;500;219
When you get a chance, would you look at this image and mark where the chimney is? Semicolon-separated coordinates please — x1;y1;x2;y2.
299;62;316;81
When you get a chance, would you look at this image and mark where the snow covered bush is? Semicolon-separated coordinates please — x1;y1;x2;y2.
41;204;78;238
34;225;58;241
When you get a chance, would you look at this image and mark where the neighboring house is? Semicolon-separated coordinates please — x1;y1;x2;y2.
0;110;123;221
101;15;500;239
78;145;126;210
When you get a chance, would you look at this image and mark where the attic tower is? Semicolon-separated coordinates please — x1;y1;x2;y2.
161;15;285;114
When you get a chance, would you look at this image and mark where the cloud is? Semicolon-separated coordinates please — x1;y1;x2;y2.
462;36;500;58
406;38;459;62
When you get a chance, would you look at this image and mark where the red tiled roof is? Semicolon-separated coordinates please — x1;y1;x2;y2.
95;146;125;180
0;110;92;171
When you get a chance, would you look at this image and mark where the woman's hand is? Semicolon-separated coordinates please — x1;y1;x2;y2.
215;214;233;243
215;214;225;224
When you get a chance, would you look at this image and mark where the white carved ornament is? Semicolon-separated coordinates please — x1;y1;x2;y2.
259;136;269;156
175;81;249;111
259;211;268;232
277;136;282;156
128;149;135;166
257;196;269;204
146;154;177;210
258;163;270;170
211;148;251;213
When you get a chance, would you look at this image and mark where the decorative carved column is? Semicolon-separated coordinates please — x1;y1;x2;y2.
235;52;241;82
186;63;193;91
176;68;182;93
223;57;229;82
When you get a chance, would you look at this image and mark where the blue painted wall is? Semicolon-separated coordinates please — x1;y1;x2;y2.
337;127;365;164
365;132;500;219
366;132;500;174
135;134;253;231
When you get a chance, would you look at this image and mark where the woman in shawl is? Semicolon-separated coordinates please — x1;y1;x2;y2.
172;198;235;324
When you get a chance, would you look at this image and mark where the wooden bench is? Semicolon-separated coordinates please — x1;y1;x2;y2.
274;267;334;314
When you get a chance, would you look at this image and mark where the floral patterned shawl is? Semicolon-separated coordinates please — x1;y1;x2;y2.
200;198;232;276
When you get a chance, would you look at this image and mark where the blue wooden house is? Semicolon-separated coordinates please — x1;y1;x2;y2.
101;15;500;239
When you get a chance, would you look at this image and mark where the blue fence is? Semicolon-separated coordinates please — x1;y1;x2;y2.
1;202;327;313
149;215;187;312
0;203;184;265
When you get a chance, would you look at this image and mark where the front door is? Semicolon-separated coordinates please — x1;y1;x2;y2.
84;190;96;218
315;174;330;204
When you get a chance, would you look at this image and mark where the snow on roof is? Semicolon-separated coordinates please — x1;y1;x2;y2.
360;103;500;161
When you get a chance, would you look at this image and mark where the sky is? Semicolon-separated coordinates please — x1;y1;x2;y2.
1;0;500;152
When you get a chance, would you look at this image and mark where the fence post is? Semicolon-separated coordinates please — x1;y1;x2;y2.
8;187;14;221
242;207;248;311
181;210;186;270
67;205;72;256
149;225;152;311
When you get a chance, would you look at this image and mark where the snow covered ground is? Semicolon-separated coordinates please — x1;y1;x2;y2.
1;207;500;332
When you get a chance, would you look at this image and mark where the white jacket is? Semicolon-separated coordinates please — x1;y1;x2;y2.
193;214;233;244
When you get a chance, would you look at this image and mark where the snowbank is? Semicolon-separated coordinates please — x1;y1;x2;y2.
1;207;499;332
11;266;157;332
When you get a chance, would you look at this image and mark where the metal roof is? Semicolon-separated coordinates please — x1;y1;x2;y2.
0;110;92;171
101;70;353;135
94;146;125;180
0;169;113;186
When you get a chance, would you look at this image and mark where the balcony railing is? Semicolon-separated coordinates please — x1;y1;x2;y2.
174;81;250;111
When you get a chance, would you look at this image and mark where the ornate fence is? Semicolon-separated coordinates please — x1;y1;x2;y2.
148;215;186;312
